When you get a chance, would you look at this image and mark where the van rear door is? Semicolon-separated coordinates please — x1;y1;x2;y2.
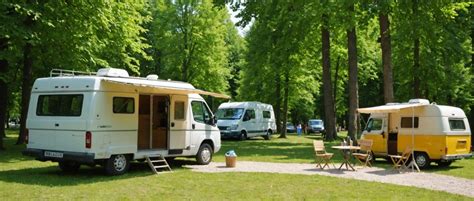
27;93;89;153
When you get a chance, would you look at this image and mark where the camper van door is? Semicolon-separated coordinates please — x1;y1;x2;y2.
170;95;189;150
363;115;388;155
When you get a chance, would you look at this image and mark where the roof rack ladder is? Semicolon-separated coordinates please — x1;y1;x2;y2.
146;155;172;174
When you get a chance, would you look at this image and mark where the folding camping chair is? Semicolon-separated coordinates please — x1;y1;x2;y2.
313;140;335;169
388;146;412;172
352;139;373;167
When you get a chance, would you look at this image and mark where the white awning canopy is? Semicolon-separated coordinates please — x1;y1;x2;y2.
357;104;425;114
102;78;230;99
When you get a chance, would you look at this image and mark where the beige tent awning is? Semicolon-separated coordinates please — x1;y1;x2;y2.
357;104;425;114
102;78;230;99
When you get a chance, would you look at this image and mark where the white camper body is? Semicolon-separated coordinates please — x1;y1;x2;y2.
23;68;224;175
216;102;276;140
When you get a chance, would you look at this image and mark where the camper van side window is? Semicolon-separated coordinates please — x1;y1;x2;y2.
191;101;212;124
401;117;419;128
263;111;271;119
113;97;135;114
449;119;465;131
243;109;255;121
174;101;185;120
366;118;382;131
37;94;83;116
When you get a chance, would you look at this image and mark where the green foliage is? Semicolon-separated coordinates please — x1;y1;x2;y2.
145;0;233;93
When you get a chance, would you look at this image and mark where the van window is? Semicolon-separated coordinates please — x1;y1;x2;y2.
401;117;419;128
113;97;134;114
37;94;83;116
243;109;255;121
191;101;212;124
449;119;465;130
174;101;185;120
216;108;244;120
262;111;271;119
365;118;382;131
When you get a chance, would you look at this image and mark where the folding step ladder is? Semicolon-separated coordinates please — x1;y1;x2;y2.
145;155;172;174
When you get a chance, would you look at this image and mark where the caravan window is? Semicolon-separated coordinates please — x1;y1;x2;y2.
401;117;419;128
113;97;134;114
449;119;465;131
365;118;382;131
243;109;255;121
37;94;83;116
174;101;185;120
191;101;212;124
262;111;271;119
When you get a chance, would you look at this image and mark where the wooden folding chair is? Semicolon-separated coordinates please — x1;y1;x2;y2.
352;139;373;167
388;146;412;172
313;140;335;169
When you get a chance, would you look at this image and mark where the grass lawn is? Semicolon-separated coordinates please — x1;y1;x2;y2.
0;129;473;200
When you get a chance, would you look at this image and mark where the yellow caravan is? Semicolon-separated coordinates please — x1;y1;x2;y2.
358;99;472;168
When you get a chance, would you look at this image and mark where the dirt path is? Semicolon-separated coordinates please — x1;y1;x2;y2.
185;161;474;198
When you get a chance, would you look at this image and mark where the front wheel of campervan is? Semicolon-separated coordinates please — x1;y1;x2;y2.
58;161;81;172
105;154;130;175
239;131;247;141
263;130;272;140
196;143;213;165
414;152;430;169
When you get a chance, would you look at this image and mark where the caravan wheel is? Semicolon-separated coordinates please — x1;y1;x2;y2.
414;152;430;169
105;154;130;175
196;143;213;165
263;130;272;140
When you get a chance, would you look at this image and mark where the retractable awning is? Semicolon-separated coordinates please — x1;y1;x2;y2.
102;77;230;99
357;104;425;114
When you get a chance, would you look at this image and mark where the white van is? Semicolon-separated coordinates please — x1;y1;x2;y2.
23;68;226;175
216;102;276;140
359;99;472;168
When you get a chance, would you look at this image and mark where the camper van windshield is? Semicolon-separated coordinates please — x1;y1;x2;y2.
216;108;244;120
309;120;322;125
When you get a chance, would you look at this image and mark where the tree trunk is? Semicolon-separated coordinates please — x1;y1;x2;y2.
0;38;7;150
275;71;282;134
279;71;289;138
17;42;33;145
347;9;359;141
321;14;337;141
379;12;394;103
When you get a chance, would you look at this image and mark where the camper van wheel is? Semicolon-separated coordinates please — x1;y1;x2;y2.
263;130;272;140
239;131;247;141
196;143;213;165
58;161;81;172
105;154;130;175
414;152;430;169
437;161;452;167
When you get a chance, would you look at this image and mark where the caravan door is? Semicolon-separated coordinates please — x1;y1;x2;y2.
362;115;388;156
169;95;189;151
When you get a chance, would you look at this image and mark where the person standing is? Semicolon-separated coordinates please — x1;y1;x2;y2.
297;123;302;136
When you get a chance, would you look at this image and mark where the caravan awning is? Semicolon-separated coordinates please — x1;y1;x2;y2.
102;77;230;99
357;104;425;114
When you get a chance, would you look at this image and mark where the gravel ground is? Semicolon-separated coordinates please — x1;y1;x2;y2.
185;161;474;198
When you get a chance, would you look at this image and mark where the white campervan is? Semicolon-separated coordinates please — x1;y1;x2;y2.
23;68;226;175
216;102;276;140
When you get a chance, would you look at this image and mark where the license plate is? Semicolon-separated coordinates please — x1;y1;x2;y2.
44;151;64;158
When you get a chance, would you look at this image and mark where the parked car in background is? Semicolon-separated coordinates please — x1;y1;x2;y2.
308;119;325;134
286;122;296;133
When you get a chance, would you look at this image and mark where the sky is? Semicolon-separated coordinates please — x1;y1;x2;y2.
226;5;251;37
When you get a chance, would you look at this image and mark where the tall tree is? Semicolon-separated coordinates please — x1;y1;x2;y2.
148;0;231;93
0;37;7;150
321;13;337;141
378;2;394;103
347;3;359;141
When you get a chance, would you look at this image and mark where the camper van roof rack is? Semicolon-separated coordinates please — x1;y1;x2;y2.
50;69;97;77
